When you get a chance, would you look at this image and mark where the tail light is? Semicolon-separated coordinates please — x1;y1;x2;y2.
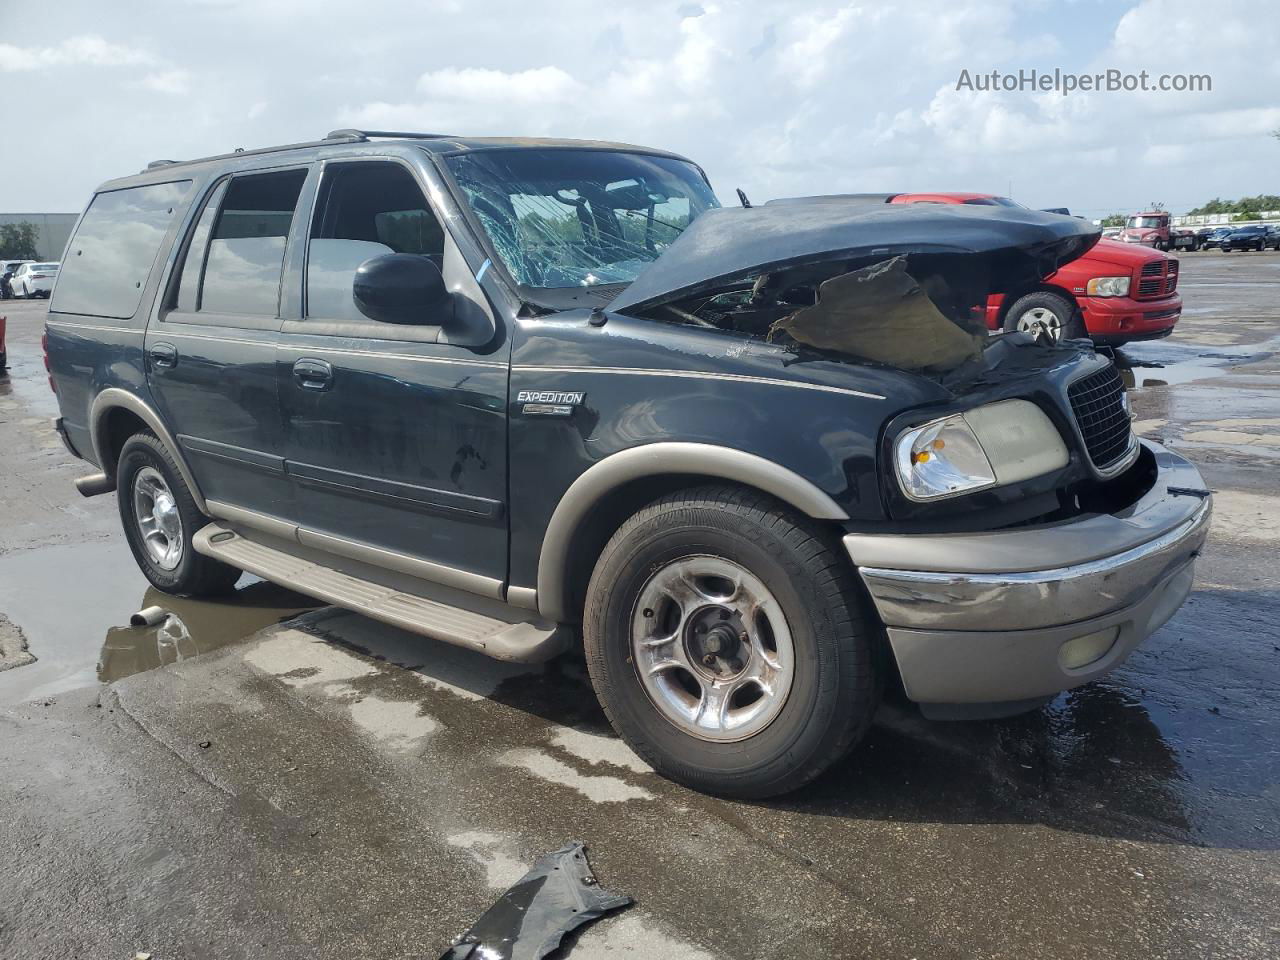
42;331;56;393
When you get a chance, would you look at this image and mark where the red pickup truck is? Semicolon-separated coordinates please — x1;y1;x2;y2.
889;193;1182;345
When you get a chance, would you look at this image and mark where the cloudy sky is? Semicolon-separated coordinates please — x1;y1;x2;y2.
2;0;1277;217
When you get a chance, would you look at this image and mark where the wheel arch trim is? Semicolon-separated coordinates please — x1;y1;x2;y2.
535;442;849;622
88;388;208;512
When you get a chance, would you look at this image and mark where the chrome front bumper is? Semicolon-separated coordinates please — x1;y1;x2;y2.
845;442;1211;705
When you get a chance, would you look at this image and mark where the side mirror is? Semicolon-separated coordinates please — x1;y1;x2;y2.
353;253;452;325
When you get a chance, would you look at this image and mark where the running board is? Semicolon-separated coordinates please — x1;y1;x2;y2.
192;522;570;663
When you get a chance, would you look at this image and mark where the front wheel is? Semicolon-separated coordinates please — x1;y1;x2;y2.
584;486;880;798
1003;291;1086;342
117;431;241;596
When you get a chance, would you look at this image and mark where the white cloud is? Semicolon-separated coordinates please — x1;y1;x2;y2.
139;69;191;95
3;0;1279;218
416;66;580;104
0;34;153;71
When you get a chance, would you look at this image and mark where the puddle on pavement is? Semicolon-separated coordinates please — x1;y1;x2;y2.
97;583;321;683
1112;336;1278;389
0;344;62;419
0;539;320;706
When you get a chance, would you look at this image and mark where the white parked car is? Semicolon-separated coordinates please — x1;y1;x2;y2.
11;261;59;298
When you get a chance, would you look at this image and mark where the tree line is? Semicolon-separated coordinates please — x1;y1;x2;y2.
0;221;39;260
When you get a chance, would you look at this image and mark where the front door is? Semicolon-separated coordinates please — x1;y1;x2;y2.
275;158;509;593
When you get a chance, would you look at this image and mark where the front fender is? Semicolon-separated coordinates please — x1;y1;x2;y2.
534;442;848;621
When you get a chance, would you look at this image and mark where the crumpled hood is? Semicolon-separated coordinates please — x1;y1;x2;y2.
608;200;1100;314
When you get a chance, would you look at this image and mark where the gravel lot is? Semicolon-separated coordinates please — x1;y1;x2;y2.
1;252;1278;959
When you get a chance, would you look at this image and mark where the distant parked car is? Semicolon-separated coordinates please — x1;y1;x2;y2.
10;261;60;297
1220;225;1268;252
1200;227;1233;251
1;259;34;299
1266;225;1280;251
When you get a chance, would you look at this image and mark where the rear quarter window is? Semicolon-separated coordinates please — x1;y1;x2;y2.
51;180;193;319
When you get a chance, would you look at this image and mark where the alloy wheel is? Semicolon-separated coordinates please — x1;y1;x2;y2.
132;466;184;571
1017;306;1063;340
630;555;795;742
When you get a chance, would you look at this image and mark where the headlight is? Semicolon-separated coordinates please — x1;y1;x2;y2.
895;399;1069;502
1086;275;1130;297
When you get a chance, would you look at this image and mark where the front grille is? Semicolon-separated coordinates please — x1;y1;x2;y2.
1068;364;1133;470
1134;258;1174;299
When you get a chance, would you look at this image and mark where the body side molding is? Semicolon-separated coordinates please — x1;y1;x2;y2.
535;442;849;622
87;388;208;511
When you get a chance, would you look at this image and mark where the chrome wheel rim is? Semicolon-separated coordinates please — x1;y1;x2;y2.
630;555;794;742
1017;306;1062;340
132;466;183;571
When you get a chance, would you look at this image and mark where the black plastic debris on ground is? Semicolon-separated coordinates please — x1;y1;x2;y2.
440;842;631;960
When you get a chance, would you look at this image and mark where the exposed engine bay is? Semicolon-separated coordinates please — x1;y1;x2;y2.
645;253;1007;375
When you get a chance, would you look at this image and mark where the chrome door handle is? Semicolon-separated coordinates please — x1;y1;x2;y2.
293;357;333;391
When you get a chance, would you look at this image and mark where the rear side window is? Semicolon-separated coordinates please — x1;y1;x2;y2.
199;169;307;316
51;180;192;319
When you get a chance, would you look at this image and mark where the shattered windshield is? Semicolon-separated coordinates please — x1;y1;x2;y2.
445;149;719;289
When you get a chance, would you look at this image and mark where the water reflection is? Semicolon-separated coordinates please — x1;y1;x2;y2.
97;581;319;683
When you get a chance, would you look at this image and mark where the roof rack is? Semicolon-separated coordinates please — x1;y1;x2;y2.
140;129;453;175
324;129;453;141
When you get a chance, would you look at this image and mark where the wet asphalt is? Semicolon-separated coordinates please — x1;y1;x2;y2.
0;253;1278;959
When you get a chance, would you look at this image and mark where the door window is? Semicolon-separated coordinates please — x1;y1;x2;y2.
198;169;307;316
173;180;228;312
306;162;445;321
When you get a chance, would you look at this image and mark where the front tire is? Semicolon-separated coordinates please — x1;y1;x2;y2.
117;431;241;596
1003;290;1086;341
583;485;880;798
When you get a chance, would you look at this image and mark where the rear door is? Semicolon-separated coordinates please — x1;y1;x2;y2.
146;165;311;519
274;157;509;595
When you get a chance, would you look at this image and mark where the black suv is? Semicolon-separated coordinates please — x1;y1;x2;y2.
45;131;1211;796
1220;224;1269;252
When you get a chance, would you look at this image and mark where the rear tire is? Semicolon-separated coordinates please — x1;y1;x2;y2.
583;485;880;798
116;431;241;596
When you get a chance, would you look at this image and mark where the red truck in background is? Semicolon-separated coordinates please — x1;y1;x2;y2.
1119;210;1197;251
888;193;1182;345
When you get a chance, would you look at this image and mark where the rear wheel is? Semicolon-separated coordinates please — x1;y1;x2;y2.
1003;291;1085;342
117;431;241;596
583;485;880;798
